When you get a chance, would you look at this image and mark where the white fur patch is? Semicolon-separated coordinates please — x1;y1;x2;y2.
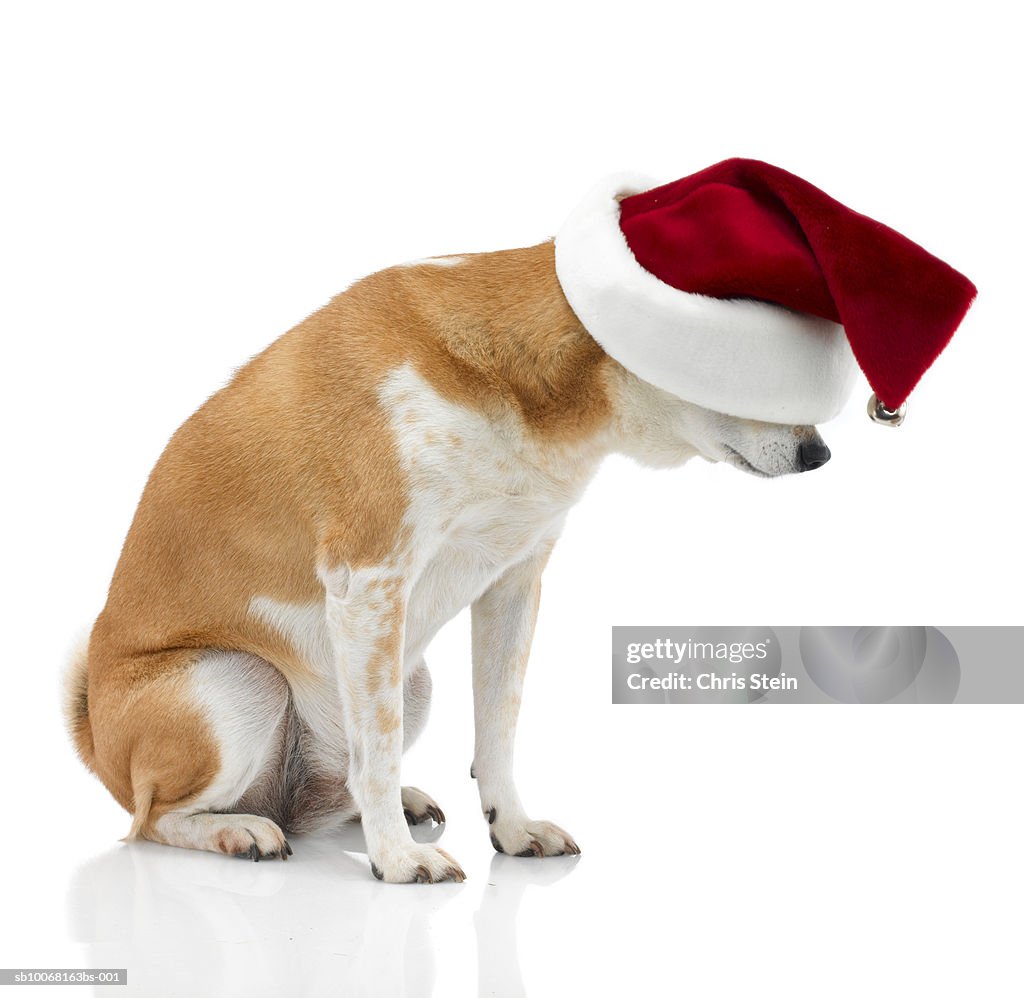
247;595;353;769
250;596;333;678
187;651;288;809
398;255;465;268
378;364;591;664
554;173;859;425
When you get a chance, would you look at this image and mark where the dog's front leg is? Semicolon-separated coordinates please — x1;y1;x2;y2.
322;563;464;883
471;542;581;858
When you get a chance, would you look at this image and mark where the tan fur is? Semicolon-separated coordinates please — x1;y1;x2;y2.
75;241;613;835
86;651;223;836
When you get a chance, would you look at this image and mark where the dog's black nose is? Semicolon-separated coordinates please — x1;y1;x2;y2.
799;441;831;471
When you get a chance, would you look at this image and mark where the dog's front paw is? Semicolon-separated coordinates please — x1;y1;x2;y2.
486;809;581;858
369;842;466;884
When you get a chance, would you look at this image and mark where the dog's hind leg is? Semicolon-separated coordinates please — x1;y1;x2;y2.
152;651;294;859
89;648;294;860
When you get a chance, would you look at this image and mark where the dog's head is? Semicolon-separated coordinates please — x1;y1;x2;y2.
613;373;832;478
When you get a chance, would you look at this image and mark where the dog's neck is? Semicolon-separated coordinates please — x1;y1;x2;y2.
396;241;701;471
397;242;609;444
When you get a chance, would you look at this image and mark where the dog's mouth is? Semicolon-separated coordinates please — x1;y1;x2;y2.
721;445;770;478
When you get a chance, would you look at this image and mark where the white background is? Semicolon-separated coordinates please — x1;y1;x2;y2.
1;2;1021;996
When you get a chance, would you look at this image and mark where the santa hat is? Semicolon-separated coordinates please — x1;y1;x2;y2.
554;159;976;425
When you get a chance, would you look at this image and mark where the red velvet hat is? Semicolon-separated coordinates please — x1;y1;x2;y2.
554;159;976;425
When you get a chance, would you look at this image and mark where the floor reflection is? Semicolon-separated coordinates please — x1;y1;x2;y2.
67;822;580;997
475;854;580;998
68;822;448;997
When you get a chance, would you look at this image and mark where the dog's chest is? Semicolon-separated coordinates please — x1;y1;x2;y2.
385;365;597;655
250;365;603;675
403;486;566;655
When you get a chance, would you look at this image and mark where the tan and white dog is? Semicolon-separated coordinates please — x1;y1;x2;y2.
65;218;836;883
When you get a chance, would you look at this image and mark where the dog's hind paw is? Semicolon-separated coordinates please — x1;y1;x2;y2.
214;815;292;861
401;786;445;826
153;812;292;861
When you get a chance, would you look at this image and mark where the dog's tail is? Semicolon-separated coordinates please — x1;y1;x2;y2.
63;637;159;841
125;782;155;841
62;638;96;773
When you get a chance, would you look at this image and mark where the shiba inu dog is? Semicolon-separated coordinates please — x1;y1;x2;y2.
75;162;947;883
62;238;832;883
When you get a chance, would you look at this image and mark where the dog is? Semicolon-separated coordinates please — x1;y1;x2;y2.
64;240;832;883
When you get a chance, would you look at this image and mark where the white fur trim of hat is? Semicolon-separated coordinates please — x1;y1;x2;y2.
553;173;859;425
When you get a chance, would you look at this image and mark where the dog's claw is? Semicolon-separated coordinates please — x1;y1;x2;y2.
515;839;545;858
248;842;260;863
491;821;580;858
284;840;293;857
370;862;384;881
405;805;445;826
401;787;445;827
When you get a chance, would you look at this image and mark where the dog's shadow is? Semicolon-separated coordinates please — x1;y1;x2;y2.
67;821;579;997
